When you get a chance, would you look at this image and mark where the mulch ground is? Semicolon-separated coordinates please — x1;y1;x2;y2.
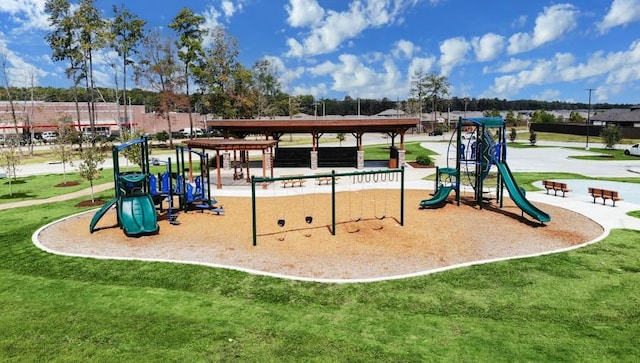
37;189;603;281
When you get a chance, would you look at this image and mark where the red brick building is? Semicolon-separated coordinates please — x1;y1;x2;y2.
0;101;196;136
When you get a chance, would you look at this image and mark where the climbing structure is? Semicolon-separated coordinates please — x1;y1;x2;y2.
423;117;550;224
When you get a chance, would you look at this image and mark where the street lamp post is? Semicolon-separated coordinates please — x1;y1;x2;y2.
586;88;595;150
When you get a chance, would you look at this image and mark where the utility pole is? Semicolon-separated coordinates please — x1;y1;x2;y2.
586;88;595;150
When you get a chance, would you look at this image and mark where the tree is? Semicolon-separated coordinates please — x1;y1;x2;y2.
0;138;21;196
505;110;516;126
110;4;146;135
509;128;518;143
410;71;450;125
483;109;501;117
169;8;205;138
529;130;537;146
193;26;241;118
120;131;147;167
530;110;557;123
252;58;280;118
337;132;346;146
51;119;77;185
44;0;85;143
0;49;23;157
135;30;186;147
569;110;584;123
75;0;107;139
76;142;106;203
600;124;623;150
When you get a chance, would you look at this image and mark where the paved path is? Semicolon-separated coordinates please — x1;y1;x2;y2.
0;183;113;211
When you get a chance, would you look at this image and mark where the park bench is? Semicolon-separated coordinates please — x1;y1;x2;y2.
315;173;341;185
542;180;571;197
588;187;623;207
280;174;306;188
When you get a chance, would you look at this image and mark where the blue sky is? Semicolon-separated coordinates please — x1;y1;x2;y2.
1;0;640;104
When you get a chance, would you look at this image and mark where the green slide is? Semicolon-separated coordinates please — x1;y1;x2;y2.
89;198;118;233
420;186;454;208
496;162;551;223
118;195;159;237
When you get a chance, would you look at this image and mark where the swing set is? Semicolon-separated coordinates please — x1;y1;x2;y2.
250;168;405;246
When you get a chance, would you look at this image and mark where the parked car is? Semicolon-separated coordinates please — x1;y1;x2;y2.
179;128;204;138
41;131;58;142
428;130;443;136
624;143;640;156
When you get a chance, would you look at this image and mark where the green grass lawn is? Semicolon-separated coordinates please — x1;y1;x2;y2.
516;131;639;145
567;147;640;161
0;170;113;204
1;184;640;360
363;141;437;162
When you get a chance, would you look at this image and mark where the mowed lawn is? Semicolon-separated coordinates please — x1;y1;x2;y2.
1;192;640;361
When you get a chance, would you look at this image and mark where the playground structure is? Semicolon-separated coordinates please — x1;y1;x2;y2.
251;168;404;246
90;140;225;236
148;158;179;224
420;117;550;224
90;138;160;237
175;147;224;214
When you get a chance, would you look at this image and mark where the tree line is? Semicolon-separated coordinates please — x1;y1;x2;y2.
0;85;630;117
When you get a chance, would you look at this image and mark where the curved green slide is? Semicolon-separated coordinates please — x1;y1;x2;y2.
420;186;454;208
118;195;159;237
89;198;118;233
496;162;550;223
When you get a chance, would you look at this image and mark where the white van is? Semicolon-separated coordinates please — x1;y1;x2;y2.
41;131;58;141
180;128;204;137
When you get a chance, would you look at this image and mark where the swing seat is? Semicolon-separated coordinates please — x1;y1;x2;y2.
277;219;286;227
305;216;313;224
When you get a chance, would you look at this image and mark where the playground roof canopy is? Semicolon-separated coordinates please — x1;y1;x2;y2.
204;118;420;135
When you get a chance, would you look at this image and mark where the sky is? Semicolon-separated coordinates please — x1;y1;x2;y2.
1;0;640;105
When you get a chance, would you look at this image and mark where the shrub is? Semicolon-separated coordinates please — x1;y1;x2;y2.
529;130;537;146
509;128;517;142
416;154;432;166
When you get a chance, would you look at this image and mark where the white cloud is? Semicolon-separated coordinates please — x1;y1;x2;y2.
392;39;418;59
472;33;505;62
0;0;50;32
407;56;437;78
512;15;527;29
286;0;325;27
261;55;305;90
285;0;421;57
291;83;328;98
507;4;578;55
485;39;640;99
439;37;470;75
221;0;243;18
597;0;640;33
560;40;640;82
202;5;222;28
305;53;405;98
0;47;47;88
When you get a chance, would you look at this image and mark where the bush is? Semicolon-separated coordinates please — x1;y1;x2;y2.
416;154;432;166
529;130;537;146
509;128;517;142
